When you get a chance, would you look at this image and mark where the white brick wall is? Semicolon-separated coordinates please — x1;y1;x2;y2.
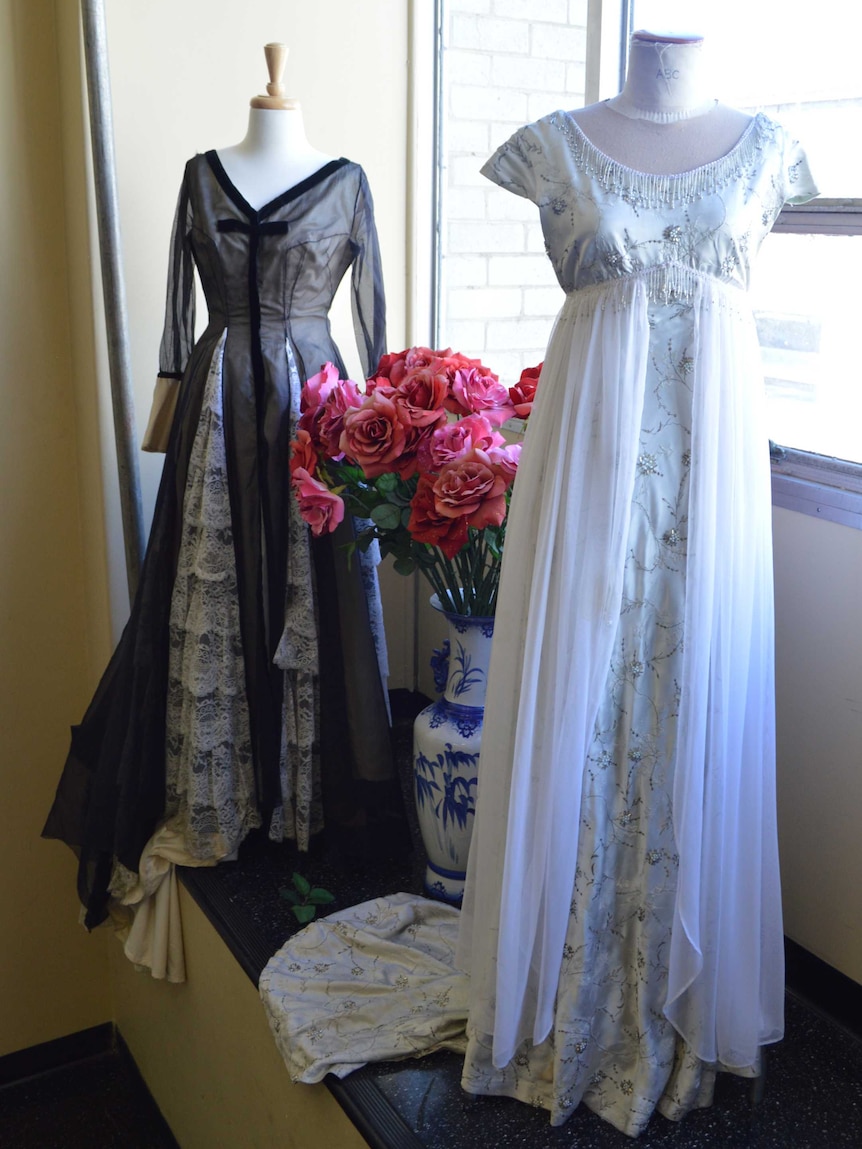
439;0;588;384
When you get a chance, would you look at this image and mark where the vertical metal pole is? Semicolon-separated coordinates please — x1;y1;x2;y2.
80;0;145;602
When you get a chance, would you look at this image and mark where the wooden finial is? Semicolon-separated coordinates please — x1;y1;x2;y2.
250;42;300;110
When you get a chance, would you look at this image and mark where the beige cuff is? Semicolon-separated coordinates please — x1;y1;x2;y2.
141;375;181;452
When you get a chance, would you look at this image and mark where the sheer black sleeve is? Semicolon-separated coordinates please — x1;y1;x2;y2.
349;168;386;380
158;165;196;379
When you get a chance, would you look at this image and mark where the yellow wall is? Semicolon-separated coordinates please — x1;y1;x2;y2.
0;0;111;1057
111;888;368;1149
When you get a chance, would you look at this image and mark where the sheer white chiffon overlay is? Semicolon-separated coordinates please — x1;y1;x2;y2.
453;110;817;1127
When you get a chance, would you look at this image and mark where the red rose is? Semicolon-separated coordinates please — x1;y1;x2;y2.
446;366;514;427
393;366;450;428
291;467;345;536
289;429;319;480
364;375;396;398
340;391;408;479
431;448;508;528
508;363;542;418
408;475;469;559
393;416;446;481
373;349;410;383
374;346;440;386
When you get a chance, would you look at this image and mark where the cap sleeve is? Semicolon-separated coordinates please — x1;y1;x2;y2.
481;122;545;203
782;132;819;206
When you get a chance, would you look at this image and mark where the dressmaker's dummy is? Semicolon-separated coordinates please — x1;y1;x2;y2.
571;31;752;173
217;42;334;208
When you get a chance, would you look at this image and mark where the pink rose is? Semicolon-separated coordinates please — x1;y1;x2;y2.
431;448;508;529
417;414;504;472
508;363;541;419
299;363;344;449
300;362;341;414
291;468;345;536
486;442;522;487
289;429;319;480
317;379;364;458
446;367;514;427
340;391;408;479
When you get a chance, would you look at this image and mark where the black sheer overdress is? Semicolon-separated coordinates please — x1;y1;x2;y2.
44;154;408;927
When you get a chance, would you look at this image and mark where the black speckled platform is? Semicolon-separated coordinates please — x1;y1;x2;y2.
0;1035;179;1149
180;694;862;1149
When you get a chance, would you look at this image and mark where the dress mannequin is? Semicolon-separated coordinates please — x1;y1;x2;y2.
571;31;752;174
217;43;334;210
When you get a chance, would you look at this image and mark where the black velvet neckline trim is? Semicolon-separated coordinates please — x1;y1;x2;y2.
204;152;350;219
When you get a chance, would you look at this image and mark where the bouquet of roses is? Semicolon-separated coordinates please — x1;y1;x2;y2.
289;348;540;617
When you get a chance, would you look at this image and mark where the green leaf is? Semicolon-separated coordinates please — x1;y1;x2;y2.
376;472;399;493
400;506;413;528
393;556;417;576
371;503;402;531
292;872;311;896
308;887;336;904
292;904;317;924
355;528;377;552
279;887;301;905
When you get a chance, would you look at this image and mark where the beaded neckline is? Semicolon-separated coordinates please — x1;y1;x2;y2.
553;110;771;209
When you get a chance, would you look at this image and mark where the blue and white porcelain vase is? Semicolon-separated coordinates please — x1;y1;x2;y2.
413;595;494;904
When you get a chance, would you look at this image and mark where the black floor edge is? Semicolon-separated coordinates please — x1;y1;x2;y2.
0;1022;114;1088
0;1022;180;1148
785;935;862;1041
113;1028;182;1149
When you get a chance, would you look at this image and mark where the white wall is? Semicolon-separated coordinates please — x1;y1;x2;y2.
440;0;588;383
773;507;862;983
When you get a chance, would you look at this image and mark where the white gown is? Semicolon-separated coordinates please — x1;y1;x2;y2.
455;110;818;1134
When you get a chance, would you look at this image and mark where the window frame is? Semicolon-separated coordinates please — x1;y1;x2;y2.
765;202;862;527
613;1;862;526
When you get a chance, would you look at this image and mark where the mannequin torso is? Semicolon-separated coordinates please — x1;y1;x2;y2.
569;32;752;175
217;107;335;210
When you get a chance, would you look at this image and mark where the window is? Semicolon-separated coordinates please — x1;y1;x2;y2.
628;0;862;519
435;0;862;523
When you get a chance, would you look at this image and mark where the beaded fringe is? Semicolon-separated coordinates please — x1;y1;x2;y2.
562;262;746;314
553;111;772;210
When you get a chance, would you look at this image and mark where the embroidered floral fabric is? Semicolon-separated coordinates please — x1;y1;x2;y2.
260;894;469;1083
164;333;321;858
452;112;818;1134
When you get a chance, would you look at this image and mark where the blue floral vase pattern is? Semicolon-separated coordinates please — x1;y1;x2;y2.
413;595;494;905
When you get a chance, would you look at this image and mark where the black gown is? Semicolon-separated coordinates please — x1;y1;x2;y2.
44;153;407;927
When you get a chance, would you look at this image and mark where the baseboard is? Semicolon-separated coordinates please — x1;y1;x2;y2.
0;1022;114;1088
784;936;862;1040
